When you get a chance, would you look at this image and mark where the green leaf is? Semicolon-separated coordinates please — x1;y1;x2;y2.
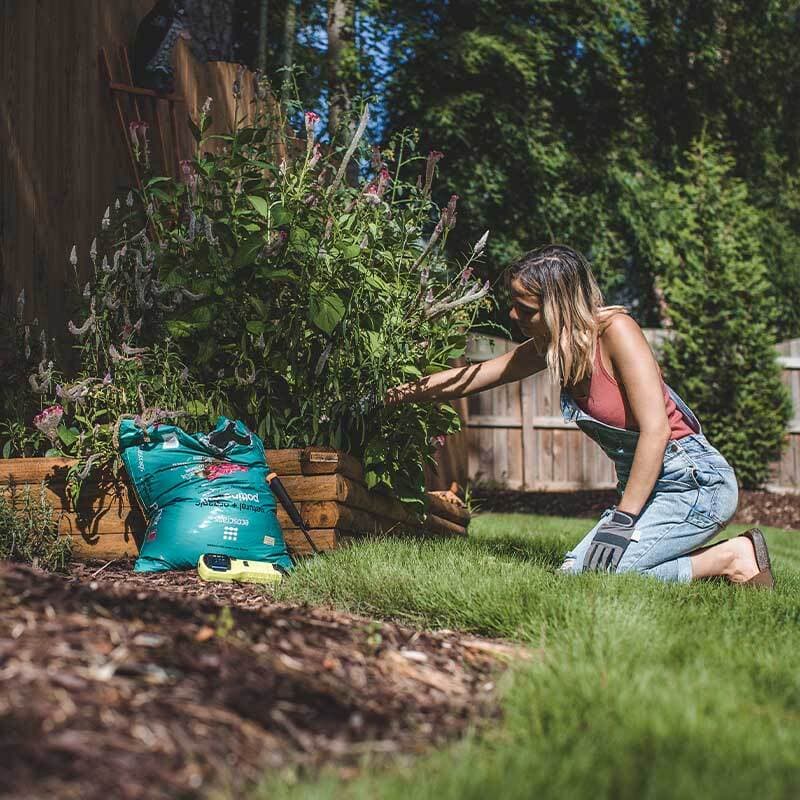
249;296;268;317
185;400;207;415
145;176;172;188
257;268;299;282
365;273;391;292
44;448;62;458
247;195;270;217
271;205;289;226
246;320;265;335
187;115;202;142
401;364;422;377
309;292;346;335
2;440;10;459
365;331;383;355
233;232;266;268
57;424;78;447
148;188;173;202
290;227;310;245
166;320;197;338
342;244;361;260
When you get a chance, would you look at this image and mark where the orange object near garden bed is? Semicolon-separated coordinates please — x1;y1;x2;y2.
0;449;470;562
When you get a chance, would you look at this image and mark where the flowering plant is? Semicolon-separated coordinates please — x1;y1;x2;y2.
128;86;493;510
15;195;217;504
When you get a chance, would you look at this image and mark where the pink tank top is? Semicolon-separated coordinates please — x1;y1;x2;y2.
571;338;695;440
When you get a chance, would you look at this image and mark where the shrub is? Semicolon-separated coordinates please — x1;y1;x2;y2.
131;91;492;511
619;136;792;487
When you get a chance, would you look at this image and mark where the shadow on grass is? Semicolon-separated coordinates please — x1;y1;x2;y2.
470;533;569;569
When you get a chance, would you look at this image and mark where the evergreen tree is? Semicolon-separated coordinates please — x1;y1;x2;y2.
619;136;792;487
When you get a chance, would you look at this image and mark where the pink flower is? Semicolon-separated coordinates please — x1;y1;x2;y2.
363;184;381;205
304;111;320;128
460;266;473;284
33;405;64;444
430;434;447;449
309;142;323;168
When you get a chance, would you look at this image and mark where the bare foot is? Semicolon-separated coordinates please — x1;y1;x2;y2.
725;536;761;583
690;535;761;582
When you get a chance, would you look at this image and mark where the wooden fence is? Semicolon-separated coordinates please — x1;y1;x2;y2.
425;333;800;493
0;0;263;334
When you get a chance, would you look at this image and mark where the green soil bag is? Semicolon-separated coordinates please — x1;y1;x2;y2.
118;416;293;574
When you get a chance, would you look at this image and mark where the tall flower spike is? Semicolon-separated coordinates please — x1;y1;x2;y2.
442;195;459;230
331;104;370;193
423;151;444;195
304;111;320;151
102;207;111;230
472;230;489;256
69;245;77;267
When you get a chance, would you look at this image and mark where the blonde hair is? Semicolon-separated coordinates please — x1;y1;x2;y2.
508;244;629;387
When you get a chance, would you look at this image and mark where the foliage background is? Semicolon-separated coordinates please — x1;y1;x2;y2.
5;0;799;489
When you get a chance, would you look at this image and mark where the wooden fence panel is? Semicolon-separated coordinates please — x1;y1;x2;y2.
767;338;800;493
0;1;269;337
427;333;800;493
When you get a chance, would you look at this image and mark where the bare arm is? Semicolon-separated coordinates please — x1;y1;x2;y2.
385;338;547;405
605;316;672;517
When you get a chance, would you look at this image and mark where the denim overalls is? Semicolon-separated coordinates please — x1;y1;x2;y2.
558;384;739;582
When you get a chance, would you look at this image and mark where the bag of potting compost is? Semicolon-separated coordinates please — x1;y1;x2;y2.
118;416;293;574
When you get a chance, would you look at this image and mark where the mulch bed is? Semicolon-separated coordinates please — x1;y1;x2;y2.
0;561;528;800
472;487;800;531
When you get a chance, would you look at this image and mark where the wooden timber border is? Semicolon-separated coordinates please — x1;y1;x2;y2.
0;448;470;561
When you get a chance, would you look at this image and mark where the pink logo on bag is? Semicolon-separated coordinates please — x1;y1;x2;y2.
203;462;248;481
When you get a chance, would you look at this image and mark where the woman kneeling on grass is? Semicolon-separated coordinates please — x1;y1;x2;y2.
387;244;774;588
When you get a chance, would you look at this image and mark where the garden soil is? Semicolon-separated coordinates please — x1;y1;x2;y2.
473;487;800;531
0;561;525;800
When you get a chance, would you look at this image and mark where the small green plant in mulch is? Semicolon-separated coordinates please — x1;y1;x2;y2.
0;483;71;572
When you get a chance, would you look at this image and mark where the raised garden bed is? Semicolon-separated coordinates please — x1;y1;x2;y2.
0;449;470;560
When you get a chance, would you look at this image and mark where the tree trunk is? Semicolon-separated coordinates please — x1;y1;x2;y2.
257;0;269;73
326;0;356;143
281;0;296;75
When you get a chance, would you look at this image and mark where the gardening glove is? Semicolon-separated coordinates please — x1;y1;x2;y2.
582;509;641;573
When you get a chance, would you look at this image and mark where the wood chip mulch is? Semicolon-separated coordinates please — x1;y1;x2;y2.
0;561;530;800
473;487;800;531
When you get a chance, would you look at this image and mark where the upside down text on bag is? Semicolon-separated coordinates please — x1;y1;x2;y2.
118;416;293;573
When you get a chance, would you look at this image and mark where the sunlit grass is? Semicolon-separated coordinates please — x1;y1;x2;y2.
239;514;800;800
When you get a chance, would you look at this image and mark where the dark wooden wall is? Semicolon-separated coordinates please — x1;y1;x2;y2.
0;0;258;336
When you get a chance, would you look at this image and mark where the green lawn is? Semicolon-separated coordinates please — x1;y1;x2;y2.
247;514;800;800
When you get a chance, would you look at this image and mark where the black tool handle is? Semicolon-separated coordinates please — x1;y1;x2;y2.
266;472;321;555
